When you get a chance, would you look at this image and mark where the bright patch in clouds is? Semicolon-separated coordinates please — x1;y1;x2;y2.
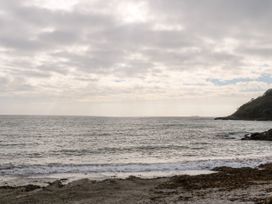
32;0;79;11
117;1;149;23
152;23;185;31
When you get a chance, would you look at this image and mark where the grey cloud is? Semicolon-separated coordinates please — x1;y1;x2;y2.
237;45;272;58
0;36;46;51
38;30;81;45
0;0;272;104
150;0;272;30
0;1;115;53
0;76;34;94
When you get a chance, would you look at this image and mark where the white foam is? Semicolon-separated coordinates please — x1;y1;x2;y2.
1;155;272;177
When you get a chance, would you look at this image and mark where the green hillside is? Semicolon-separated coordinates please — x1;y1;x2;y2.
216;89;272;121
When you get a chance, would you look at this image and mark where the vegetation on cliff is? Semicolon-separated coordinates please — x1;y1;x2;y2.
216;89;272;121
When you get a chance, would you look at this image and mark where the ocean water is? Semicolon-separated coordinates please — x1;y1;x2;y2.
0;115;272;185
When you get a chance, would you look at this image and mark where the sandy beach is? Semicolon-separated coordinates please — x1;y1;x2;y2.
1;163;272;204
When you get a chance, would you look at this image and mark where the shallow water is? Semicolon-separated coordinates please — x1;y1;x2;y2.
0;115;272;184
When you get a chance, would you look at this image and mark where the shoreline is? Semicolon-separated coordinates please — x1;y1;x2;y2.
0;169;217;186
1;163;272;203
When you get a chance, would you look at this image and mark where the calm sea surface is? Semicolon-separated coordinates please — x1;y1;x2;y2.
0;115;272;184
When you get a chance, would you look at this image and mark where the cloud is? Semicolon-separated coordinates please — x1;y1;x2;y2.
0;0;272;115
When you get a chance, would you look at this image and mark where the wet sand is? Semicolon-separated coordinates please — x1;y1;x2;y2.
1;164;272;204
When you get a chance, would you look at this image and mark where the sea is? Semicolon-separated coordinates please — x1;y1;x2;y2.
0;115;272;185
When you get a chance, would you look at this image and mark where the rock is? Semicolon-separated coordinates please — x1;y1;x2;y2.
215;89;272;121
241;129;272;141
24;184;40;192
264;89;272;96
265;193;272;204
43;180;64;191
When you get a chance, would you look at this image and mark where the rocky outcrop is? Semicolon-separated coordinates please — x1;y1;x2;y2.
215;89;272;121
242;129;272;141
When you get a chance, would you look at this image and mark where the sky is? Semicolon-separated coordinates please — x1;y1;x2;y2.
0;0;272;116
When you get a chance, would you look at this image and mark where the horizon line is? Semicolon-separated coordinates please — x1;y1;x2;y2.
0;113;216;118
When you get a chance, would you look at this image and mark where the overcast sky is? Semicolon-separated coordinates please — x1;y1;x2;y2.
1;0;272;116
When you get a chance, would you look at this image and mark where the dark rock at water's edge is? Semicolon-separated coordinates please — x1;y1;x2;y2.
215;89;272;121
242;129;272;141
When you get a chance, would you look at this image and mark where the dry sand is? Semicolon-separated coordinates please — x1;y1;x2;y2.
1;164;272;204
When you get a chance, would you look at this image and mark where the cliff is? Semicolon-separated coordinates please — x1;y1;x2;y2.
215;89;272;121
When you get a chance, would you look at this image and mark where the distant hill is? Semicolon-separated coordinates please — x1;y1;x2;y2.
215;89;272;121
